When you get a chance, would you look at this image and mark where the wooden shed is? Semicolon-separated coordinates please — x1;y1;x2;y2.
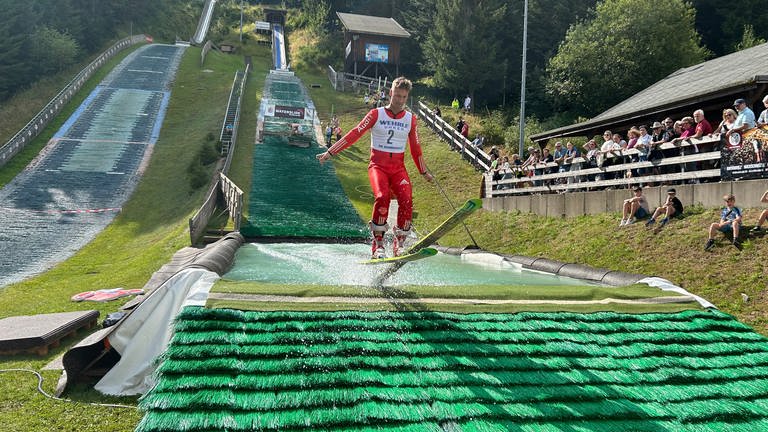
336;12;410;79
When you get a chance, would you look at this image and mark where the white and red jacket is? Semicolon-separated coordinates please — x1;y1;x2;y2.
328;107;428;174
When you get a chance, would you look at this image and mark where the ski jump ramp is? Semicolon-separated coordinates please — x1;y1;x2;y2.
0;44;186;288
272;23;288;70
192;0;217;44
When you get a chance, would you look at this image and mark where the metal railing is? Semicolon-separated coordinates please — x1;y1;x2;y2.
0;34;146;168
220;63;249;160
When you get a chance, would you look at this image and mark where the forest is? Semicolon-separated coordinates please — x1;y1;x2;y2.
294;0;768;123
0;0;200;100
2;0;768;126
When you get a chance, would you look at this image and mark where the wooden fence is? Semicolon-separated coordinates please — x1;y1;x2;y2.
416;100;492;172
189;66;248;244
483;135;723;197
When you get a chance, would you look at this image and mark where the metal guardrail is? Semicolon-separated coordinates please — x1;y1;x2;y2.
0;34;146;168
220;173;243;231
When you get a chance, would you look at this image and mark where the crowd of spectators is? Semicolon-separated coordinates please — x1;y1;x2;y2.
423;97;768;249
479;96;768;191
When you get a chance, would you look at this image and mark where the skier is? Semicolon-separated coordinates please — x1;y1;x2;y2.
317;76;434;259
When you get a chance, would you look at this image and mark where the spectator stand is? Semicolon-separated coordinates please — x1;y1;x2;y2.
485;134;722;197
416;100;491;172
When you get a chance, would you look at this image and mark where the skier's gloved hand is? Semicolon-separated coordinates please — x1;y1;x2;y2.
316;151;332;164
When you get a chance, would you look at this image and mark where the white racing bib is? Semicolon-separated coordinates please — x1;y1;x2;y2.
371;107;412;153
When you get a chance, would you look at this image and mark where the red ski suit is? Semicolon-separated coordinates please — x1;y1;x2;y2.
327;107;428;230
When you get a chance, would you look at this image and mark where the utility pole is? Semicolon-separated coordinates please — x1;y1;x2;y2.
518;0;529;157
240;0;244;42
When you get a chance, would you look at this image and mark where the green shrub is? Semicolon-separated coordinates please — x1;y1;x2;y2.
479;110;508;146
199;141;220;166
292;31;343;71
187;158;209;189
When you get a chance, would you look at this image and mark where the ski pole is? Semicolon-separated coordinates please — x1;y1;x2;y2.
429;172;480;249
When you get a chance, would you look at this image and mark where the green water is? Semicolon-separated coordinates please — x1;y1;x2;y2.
224;243;597;287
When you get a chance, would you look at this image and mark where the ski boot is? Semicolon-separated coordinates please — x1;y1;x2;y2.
369;221;388;259
392;226;412;257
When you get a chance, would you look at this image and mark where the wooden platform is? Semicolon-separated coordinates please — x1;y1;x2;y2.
0;310;99;356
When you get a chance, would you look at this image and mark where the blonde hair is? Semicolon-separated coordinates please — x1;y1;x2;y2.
722;108;737;119
392;76;412;92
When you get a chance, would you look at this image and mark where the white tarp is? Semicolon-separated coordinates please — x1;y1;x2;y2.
94;268;219;396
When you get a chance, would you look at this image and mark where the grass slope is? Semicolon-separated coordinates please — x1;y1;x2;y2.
0;46;254;431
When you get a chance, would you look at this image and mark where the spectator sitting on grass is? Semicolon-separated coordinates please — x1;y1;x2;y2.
472;134;484;147
750;189;768;232
705;194;742;251
620;186;650;226
646;188;684;228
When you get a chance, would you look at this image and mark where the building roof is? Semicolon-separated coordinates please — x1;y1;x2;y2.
532;42;768;143
336;12;410;38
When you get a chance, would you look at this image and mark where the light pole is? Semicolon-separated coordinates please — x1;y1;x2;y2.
240;0;244;42
518;0;528;157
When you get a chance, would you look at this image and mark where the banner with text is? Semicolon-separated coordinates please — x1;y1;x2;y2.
720;127;768;180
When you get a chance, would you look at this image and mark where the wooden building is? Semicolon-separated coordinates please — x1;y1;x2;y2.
336;12;410;79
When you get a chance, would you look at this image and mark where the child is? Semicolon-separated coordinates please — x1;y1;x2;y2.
705;194;742;250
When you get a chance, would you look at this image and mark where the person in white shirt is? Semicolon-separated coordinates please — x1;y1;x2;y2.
727;98;756;140
757;95;768;127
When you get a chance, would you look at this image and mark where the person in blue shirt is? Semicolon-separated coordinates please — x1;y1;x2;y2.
726;98;756;143
705;194;742;250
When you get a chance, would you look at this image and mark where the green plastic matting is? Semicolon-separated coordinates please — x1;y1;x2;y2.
136;307;768;431
241;137;367;239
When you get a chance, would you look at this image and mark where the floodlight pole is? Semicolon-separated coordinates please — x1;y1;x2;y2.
240;0;244;42
518;0;528;156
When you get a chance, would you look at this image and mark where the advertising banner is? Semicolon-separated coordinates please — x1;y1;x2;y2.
266;105;305;120
720;127;768;180
365;43;389;63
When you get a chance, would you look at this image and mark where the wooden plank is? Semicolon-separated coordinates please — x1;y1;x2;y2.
493;151;722;187
492;169;721;195
490;151;722;194
0;311;100;356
